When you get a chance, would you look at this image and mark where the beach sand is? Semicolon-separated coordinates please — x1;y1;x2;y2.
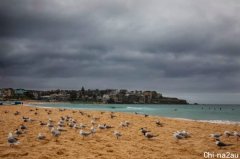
0;104;239;159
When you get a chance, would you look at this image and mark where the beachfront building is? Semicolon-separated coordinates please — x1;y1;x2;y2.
14;88;27;97
102;94;110;103
1;88;15;99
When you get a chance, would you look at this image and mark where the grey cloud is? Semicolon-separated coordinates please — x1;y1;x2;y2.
0;0;240;103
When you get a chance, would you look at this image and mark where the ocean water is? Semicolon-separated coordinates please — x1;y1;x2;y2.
29;103;240;123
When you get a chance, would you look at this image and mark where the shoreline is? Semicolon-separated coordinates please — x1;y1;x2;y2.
23;102;240;125
0;104;239;159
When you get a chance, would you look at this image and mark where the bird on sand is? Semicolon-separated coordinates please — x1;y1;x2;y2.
113;131;122;139
51;128;61;141
140;128;150;135
210;133;222;139
20;124;27;131
155;120;163;127
120;121;130;127
90;126;96;135
40;121;47;126
144;132;158;139
7;133;19;146
173;132;184;142
37;133;46;140
98;124;106;129
57;126;67;131
14;129;23;136
79;130;92;139
104;124;114;129
233;131;240;140
224;131;233;137
215;138;232;149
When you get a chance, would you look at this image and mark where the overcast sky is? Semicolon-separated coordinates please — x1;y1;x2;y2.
0;0;240;104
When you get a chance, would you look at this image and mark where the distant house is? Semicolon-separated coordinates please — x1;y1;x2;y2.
102;94;110;103
2;88;14;98
14;89;27;96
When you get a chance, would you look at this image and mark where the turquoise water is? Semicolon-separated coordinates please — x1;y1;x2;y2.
30;103;240;122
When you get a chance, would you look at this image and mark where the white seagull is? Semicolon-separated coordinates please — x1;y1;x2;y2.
144;132;158;139
8;133;19;146
98;124;106;129
210;133;222;139
233;131;240;141
215;138;231;149
173;132;184;142
37;133;46;140
224;131;233;137
79;130;92;139
113;131;122;139
91;126;96;135
120;121;130;127
51;128;61;141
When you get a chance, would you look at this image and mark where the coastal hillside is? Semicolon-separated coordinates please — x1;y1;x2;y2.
0;88;187;104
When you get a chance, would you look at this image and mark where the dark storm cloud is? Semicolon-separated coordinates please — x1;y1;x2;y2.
0;0;240;103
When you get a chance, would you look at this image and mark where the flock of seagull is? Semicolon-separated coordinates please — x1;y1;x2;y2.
5;108;240;150
210;131;240;148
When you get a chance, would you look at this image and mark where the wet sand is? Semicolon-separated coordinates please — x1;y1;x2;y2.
0;105;239;159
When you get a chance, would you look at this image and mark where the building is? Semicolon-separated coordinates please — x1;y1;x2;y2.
14;89;27;96
2;88;14;98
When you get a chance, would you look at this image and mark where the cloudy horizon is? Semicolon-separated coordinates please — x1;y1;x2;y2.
0;0;240;104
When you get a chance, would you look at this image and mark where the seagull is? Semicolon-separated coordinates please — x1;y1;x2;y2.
79;123;87;129
113;131;122;139
14;129;23;136
7;133;19;146
233;131;240;141
90;126;96;135
37;133;46;140
47;122;54;130
14;111;20;115
27;118;36;122
224;131;233;137
144;114;149;117
68;122;74;128
48;118;53;123
51;128;61;141
120;121;130;127
20;124;27;131
144;132;158;139
173;132;184;142
79;111;84;115
40;121;47;126
177;130;190;138
57;121;65;127
155;120;163;127
215;138;231;149
91;120;96;126
98;124;106;129
140;128;150;135
110;114;116;119
104;124;114;129
79;130;92;139
210;133;222;139
73;124;81;130
57;126;67;131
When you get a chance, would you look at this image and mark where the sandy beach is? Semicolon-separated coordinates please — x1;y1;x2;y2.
0;104;239;159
